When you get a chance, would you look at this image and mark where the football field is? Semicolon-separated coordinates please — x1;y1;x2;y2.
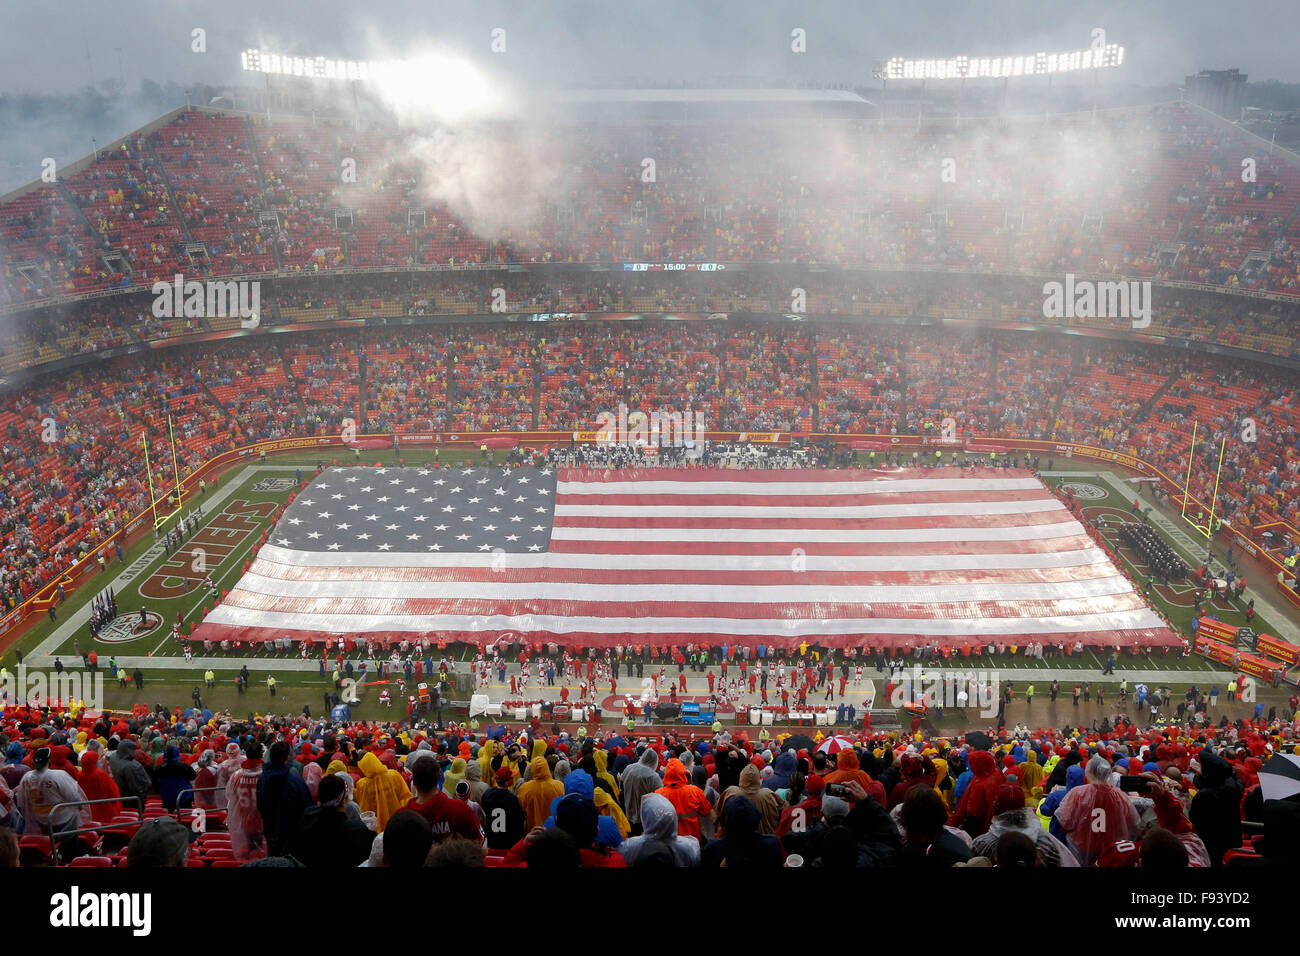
7;455;1296;727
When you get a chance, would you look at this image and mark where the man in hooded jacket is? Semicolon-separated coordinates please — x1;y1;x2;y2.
257;741;314;856
618;792;701;866
109;739;152;807
1188;750;1244;867
285;773;374;867
701;795;782;868
716;763;787;835
621;748;661;834
656;757;713;842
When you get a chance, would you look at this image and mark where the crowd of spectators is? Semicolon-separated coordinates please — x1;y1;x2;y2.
5;315;1300;613
7;103;1300;312
1;684;1296;868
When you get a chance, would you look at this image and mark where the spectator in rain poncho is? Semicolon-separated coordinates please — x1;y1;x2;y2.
1038;763;1085;841
325;760;364;824
300;758;323;802
463;760;489;804
517;755;564;831
109;739;151;807
620;748;661;833
355;750;413;833
544;769;628;846
225;740;267;862
762;750;798;793
691;765;721;841
716;763;787;835
971;784;1078;867
1055;756;1140;865
76;750;121;824
213;742;244;805
618;793;700;867
442;757;467;796
194;750;221;809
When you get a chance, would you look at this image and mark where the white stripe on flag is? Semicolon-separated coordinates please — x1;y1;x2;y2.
553;499;1062;519
228;571;1140;604
202;604;1167;637
549;521;1086;542
252;544;1114;572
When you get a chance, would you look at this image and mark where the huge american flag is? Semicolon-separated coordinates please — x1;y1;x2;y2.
195;465;1176;649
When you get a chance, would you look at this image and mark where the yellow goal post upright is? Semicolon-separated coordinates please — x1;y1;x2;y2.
1179;420;1229;550
141;415;185;532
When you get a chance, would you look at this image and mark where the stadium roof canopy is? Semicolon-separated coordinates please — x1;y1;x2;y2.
539;87;875;119
558;88;870;104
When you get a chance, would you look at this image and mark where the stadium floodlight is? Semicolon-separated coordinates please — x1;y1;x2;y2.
240;48;500;121
241;48;385;81
882;44;1125;81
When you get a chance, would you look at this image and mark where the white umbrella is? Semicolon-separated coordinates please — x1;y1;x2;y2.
817;735;856;754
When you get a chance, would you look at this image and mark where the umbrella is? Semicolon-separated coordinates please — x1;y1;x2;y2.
964;731;994;751
1259;753;1300;802
781;734;816;753
817;735;856;755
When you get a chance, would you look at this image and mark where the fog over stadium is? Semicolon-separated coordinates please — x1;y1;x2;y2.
2;0;1299;196
2;1;1294;279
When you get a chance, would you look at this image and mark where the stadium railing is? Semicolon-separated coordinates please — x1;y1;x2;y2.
46;794;146;865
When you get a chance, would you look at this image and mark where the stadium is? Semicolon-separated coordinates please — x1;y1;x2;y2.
1;1;1299;896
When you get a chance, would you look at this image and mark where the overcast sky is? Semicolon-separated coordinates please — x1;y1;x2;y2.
2;0;1296;94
